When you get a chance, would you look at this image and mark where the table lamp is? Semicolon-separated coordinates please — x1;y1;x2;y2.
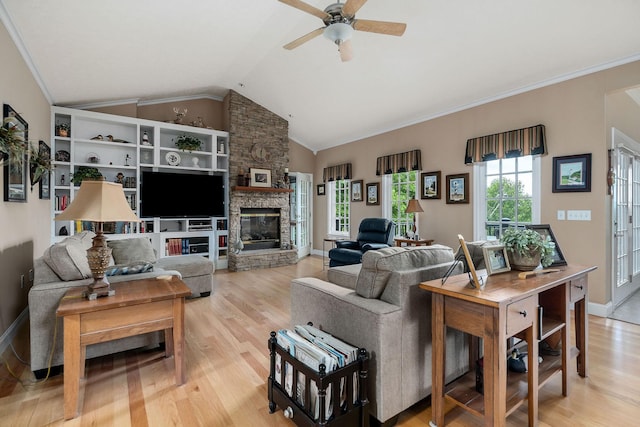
405;198;424;238
54;179;140;300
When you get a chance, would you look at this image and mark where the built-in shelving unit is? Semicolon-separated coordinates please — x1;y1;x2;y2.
51;106;230;269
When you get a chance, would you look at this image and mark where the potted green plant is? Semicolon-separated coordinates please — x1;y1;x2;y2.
500;227;555;271
174;134;202;152
56;122;70;137
0;124;27;165
71;166;102;186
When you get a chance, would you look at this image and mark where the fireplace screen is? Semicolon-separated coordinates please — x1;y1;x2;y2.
240;208;281;250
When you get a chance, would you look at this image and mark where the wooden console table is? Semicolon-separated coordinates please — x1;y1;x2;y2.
420;264;596;426
394;237;434;246
56;275;191;420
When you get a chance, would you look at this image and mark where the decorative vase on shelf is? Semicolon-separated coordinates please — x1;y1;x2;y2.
192;157;200;168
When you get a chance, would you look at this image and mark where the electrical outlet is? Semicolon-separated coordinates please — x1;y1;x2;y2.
29;268;34;282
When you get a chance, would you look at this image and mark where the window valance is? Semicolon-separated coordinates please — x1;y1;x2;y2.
323;162;352;182
464;124;547;164
376;149;422;175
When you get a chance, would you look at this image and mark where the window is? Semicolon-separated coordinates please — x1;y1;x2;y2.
383;171;418;236
474;156;540;240
328;180;350;236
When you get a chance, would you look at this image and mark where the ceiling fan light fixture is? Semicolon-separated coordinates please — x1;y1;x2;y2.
323;22;354;45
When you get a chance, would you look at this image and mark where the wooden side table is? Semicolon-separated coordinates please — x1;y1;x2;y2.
420;264;596;426
394;237;434;247
56;275;191;419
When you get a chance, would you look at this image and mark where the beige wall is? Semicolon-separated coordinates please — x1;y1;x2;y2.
288;139;315;174
314;60;640;306
0;21;51;335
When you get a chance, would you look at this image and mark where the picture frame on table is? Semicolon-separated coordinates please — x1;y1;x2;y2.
446;173;469;204
552;153;591;193
526;224;567;267
3;104;28;203
250;168;271;188
482;244;511;275
351;180;363;202
317;183;325;196
366;182;380;205
457;234;485;288
421;171;441;199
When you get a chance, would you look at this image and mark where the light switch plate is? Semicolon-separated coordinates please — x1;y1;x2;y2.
567;210;591;221
557;210;565;220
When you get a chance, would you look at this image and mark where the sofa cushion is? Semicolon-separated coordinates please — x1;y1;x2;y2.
108;237;157;264
356;245;455;299
42;231;95;281
155;255;214;278
105;262;154;276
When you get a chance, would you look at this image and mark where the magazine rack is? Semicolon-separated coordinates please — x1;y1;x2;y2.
268;331;370;427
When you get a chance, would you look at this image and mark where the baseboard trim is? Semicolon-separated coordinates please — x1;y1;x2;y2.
588;301;613;318
0;307;28;355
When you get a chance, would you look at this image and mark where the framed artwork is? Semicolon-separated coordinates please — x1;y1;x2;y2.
482;244;511;275
317;183;325;196
250;168;271;187
351;179;363;202
552;153;591;193
3;104;28;202
526;224;567;267
366;182;380;205
39;169;51;199
421;171;441;199
457;234;484;288
446;173;469;204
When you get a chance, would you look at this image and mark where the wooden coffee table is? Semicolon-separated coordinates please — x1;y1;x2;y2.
56;275;191;420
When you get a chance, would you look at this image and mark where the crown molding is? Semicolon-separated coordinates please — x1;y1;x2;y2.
0;1;52;104
137;94;225;106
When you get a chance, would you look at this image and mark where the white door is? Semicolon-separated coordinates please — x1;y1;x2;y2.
290;173;313;258
612;128;640;307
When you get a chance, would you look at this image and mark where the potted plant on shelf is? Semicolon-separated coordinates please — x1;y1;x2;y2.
56;122;70;137
174;134;202;152
71;166;102;186
500;227;555;271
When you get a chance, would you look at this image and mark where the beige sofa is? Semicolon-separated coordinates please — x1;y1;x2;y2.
29;232;214;378
290;245;469;425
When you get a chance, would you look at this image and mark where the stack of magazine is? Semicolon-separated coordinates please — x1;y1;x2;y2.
275;324;360;421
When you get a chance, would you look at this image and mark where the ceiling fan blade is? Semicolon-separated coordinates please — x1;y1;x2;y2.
278;0;331;20
353;19;407;36
339;39;354;62
283;27;325;50
342;0;368;17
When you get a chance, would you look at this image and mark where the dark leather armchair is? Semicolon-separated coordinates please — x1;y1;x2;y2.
328;218;396;267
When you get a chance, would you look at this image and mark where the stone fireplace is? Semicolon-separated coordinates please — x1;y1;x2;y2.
240;208;281;250
225;90;297;271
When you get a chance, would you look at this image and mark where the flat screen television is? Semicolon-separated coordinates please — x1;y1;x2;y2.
140;171;225;218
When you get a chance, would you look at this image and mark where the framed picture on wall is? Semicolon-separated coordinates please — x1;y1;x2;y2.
421;171;441;199
3;104;28;203
366;182;380;205
446;173;469;204
317;183;325;196
351;180;363;202
552;153;591;192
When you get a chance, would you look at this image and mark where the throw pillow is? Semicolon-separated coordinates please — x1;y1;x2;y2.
105;262;154;276
42;231;96;281
108;237;157;265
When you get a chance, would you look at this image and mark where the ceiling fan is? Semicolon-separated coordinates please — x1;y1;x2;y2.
279;0;407;62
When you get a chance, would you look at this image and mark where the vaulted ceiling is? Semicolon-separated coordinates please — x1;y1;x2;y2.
2;0;640;152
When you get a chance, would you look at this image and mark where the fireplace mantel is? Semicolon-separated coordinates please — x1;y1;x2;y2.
231;186;293;193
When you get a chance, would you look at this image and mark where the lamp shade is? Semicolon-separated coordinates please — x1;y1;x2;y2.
324;22;354;44
405;199;424;214
54;179;140;222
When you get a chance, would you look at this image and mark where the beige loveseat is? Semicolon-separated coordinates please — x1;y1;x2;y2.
29;232;214;378
290;245;469;425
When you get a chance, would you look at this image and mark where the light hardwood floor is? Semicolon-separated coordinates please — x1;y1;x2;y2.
1;255;639;426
